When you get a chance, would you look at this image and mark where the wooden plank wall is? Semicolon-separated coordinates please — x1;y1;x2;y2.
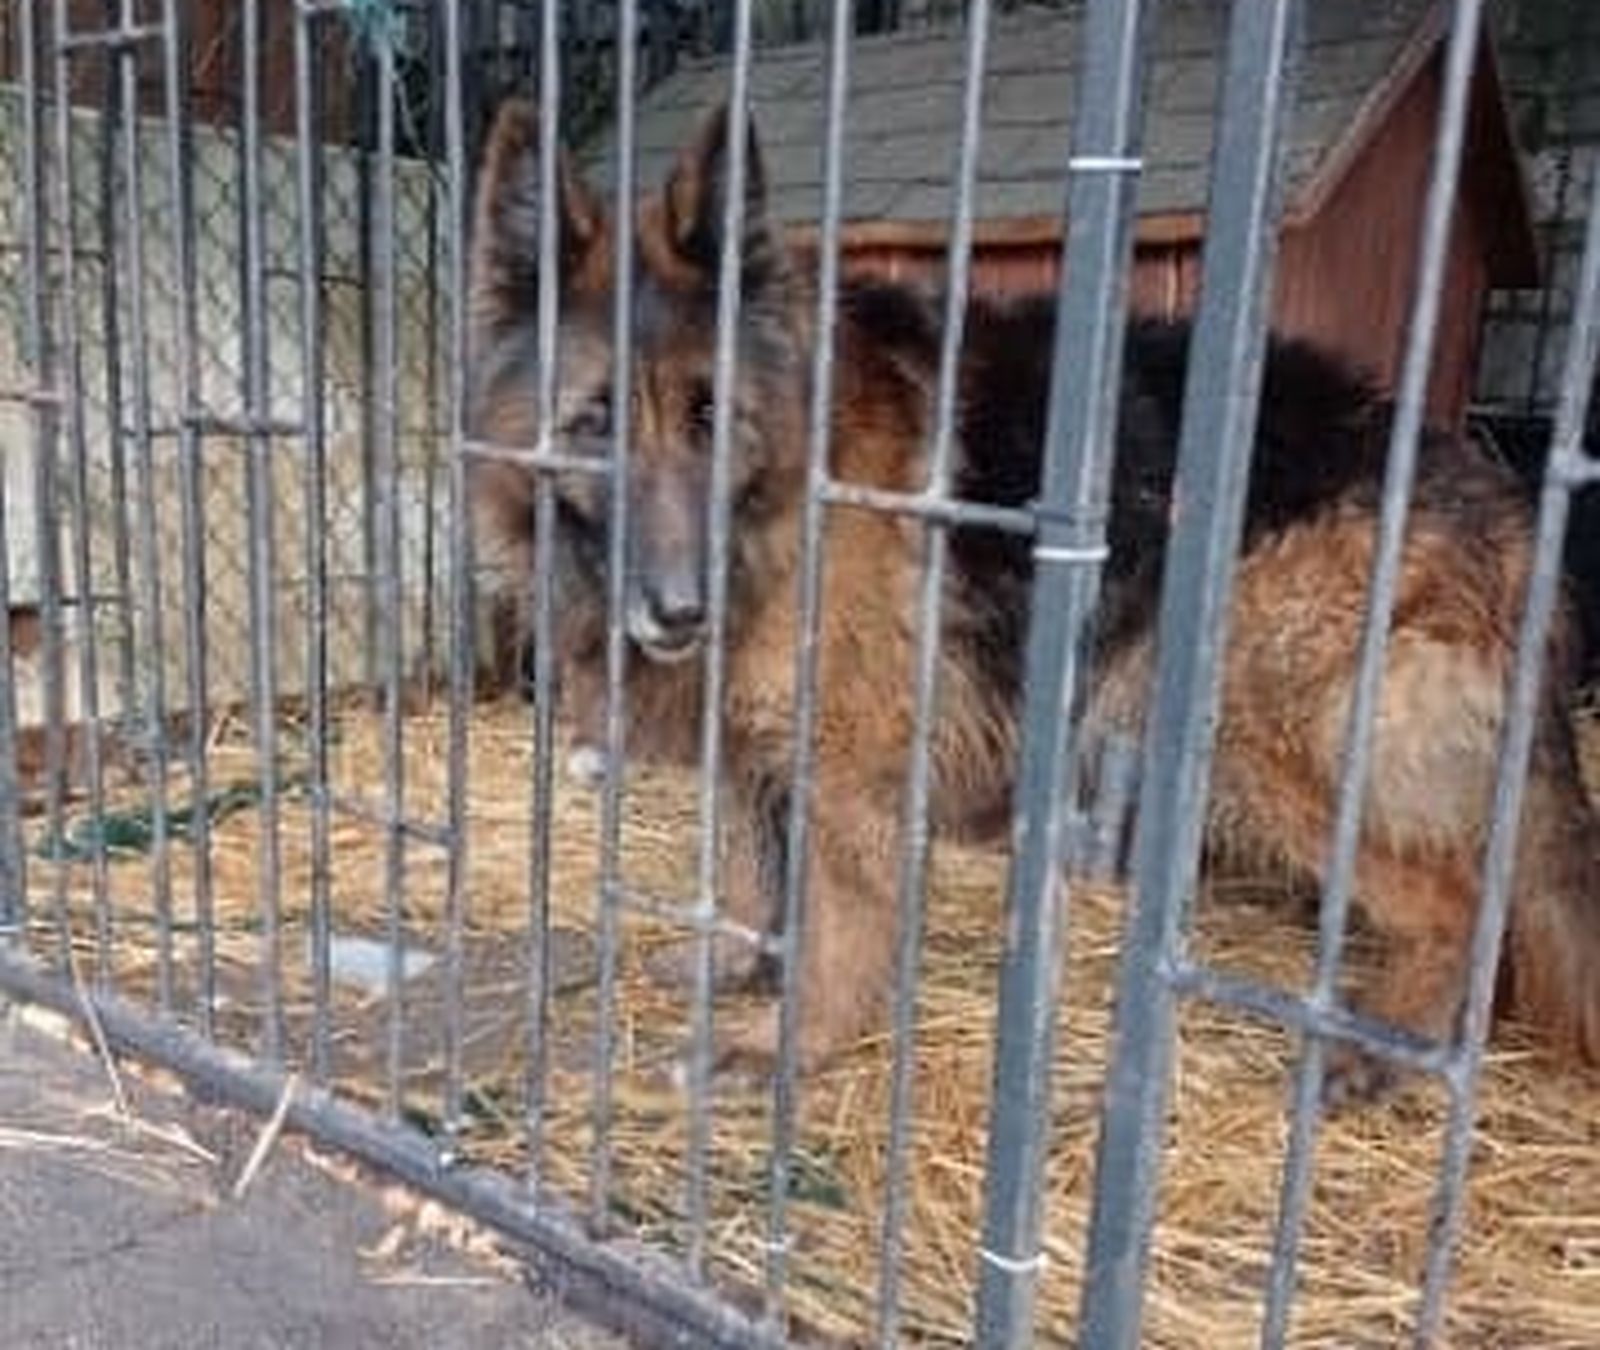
825;50;1502;431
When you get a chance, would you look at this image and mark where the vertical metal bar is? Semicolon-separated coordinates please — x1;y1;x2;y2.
763;0;852;1319
239;0;284;1063
0;468;18;940
1259;5;1485;1339
1413;157;1600;1350
685;0;756;1280
459;0;486;173
419;2;445;688
356;42;380;694
440;0;473;1159
0;1;34;936
160;0;216;1037
373;16;408;1120
95;1;137;731
236;0;288;1062
118;0;175;1014
512;0;539;86
1077;6;1304;1348
294;0;334;1085
523;0;563;1190
875;1;990;1344
51;0;114;989
20;0;72;972
971;0;1160;1342
590;0;638;1224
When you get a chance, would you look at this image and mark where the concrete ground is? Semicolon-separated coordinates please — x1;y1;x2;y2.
0;1000;625;1350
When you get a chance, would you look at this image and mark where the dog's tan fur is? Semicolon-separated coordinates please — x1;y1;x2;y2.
466;98;1600;1103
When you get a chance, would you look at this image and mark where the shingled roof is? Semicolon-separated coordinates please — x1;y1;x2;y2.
581;0;1479;229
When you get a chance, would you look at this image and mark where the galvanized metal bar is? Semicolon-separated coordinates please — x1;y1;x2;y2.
417;9;446;690
50;0;115;988
323;792;452;850
764;0;853;1319
1079;733;1139;883
294;0;334;1085
1166;961;1447;1078
461;438;615;478
1413;151;1600;1350
0;385;63;405
876;1;992;1343
522;0;564;1192
372;20;409;1119
604;882;776;956
1261;4;1486;1339
356;42;380;695
181;411;305;439
55;20;161;52
590;0;641;1228
239;0;285;1065
0;0;43;938
117;0;176;1015
439;0;474;1159
158;0;215;1036
0;386;21;939
818;478;1037;537
686;0;758;1279
1077;6;1304;1347
92;8;138;737
971;1;1160;1343
1551;450;1600;486
0;942;789;1350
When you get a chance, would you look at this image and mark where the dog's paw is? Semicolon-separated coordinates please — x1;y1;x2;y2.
564;743;609;789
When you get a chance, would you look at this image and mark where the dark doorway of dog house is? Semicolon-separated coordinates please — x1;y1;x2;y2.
2;2;1599;1347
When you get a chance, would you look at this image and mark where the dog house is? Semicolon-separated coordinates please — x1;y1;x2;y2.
598;0;1539;430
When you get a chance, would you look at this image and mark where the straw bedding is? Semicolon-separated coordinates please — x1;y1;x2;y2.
20;695;1600;1348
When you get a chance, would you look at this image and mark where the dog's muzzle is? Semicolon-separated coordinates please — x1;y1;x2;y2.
627;590;706;664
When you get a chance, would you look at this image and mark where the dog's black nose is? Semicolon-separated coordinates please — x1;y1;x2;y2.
632;564;708;659
647;590;705;633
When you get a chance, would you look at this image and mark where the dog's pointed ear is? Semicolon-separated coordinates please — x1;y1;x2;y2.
662;100;782;291
470;98;604;347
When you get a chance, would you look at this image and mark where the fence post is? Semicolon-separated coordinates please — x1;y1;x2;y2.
971;1;1160;1344
1074;3;1305;1345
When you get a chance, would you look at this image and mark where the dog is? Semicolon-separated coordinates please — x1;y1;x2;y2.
465;96;1600;1106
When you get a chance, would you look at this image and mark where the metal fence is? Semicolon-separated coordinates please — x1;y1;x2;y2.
0;6;459;724
1;1;1598;1347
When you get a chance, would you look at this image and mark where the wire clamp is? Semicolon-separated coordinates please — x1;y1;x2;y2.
979;1245;1048;1275
1033;543;1111;565
1068;155;1144;174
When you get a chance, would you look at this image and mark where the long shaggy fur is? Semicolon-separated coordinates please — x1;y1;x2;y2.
466;97;1600;1104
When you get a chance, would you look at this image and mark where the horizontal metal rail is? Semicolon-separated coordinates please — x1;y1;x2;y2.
0;944;790;1350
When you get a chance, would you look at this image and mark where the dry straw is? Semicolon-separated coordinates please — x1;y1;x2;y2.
24;697;1600;1348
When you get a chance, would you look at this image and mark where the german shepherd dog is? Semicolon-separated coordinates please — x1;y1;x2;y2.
466;97;1600;1106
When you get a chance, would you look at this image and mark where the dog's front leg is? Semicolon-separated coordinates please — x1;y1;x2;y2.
642;775;775;994
715;763;900;1079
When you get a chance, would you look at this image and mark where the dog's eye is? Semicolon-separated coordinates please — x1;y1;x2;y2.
555;494;607;561
688;381;715;436
566;396;611;441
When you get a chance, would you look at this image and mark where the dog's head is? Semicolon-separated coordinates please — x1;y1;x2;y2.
466;99;807;665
